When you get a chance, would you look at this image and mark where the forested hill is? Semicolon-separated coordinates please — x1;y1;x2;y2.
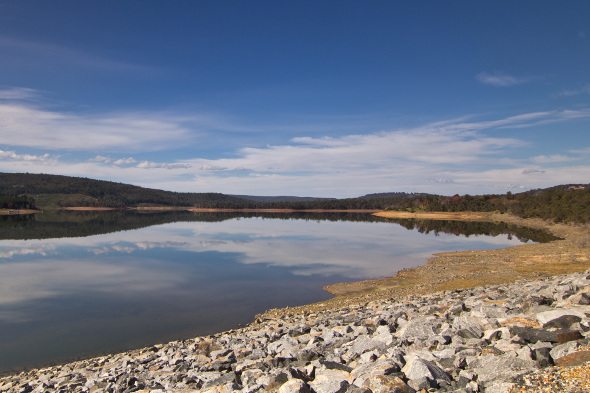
1;173;588;224
0;172;245;208
230;195;335;202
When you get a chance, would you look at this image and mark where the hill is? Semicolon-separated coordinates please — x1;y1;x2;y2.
230;195;336;203
1;173;588;223
360;192;432;199
0;172;245;209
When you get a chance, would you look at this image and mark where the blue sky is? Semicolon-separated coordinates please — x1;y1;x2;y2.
0;1;589;197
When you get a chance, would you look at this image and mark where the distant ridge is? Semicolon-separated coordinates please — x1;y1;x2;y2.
1;172;588;223
231;195;336;203
0;172;244;208
360;192;432;199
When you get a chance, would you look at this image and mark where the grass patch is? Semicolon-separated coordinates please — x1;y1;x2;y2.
513;261;590;276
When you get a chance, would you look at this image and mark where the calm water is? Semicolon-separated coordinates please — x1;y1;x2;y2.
0;212;550;374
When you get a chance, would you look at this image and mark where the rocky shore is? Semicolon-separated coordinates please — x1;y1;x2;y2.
2;268;590;393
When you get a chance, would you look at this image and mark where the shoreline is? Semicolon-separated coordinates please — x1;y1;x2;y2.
0;209;42;215
60;206;382;213
259;211;590;320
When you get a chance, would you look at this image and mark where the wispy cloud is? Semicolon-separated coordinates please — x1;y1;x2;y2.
476;72;529;87
0;87;269;154
0;95;589;197
89;155;191;170
136;161;192;170
532;154;573;163
522;169;546;174
557;84;590;97
88;155;112;163
0;86;40;100
200;164;228;171
113;157;137;166
0;91;196;153
0;36;156;75
437;109;590;131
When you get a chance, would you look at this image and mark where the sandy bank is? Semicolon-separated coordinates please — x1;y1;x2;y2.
0;209;42;215
260;212;590;320
374;211;487;221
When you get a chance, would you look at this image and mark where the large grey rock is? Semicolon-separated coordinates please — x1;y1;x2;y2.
308;368;353;393
470;352;536;384
362;375;416;393
346;336;387;356
396;316;436;340
452;315;484;339
351;360;401;387
402;357;451;384
278;379;312;393
536;308;586;328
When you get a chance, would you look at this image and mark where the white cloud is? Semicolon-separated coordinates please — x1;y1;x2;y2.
88;155;111;163
113;157;137;166
136;161;192;170
0;258;185;307
0;244;55;259
0;149;51;162
569;146;590;155
430;178;454;184
0;104;589;197
532;154;572;163
0;88;212;153
0;102;195;152
200;164;228;171
476;72;528;87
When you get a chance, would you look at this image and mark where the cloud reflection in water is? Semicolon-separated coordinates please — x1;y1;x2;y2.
0;216;526;373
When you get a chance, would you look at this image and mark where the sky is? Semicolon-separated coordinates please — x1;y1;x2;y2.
0;1;589;198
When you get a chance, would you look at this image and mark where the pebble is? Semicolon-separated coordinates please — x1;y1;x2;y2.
2;268;590;392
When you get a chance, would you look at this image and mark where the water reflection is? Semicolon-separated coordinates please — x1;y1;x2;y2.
0;212;551;374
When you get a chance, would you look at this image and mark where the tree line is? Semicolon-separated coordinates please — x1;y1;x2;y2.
0;194;36;210
0;173;588;224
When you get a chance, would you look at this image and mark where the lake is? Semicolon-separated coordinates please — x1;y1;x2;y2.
0;211;553;374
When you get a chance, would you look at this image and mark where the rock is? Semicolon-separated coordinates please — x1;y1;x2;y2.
452;315;484;339
362;375;416;393
402;357;451;386
351;360;401;387
550;341;580;361
554;350;590;367
470;352;536;384
309;368;354;393
536;309;586;328
278;379;312;393
407;376;435;391
396;317;436;340
346;336;387;357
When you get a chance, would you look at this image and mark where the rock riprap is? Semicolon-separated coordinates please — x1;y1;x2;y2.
2;270;590;393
